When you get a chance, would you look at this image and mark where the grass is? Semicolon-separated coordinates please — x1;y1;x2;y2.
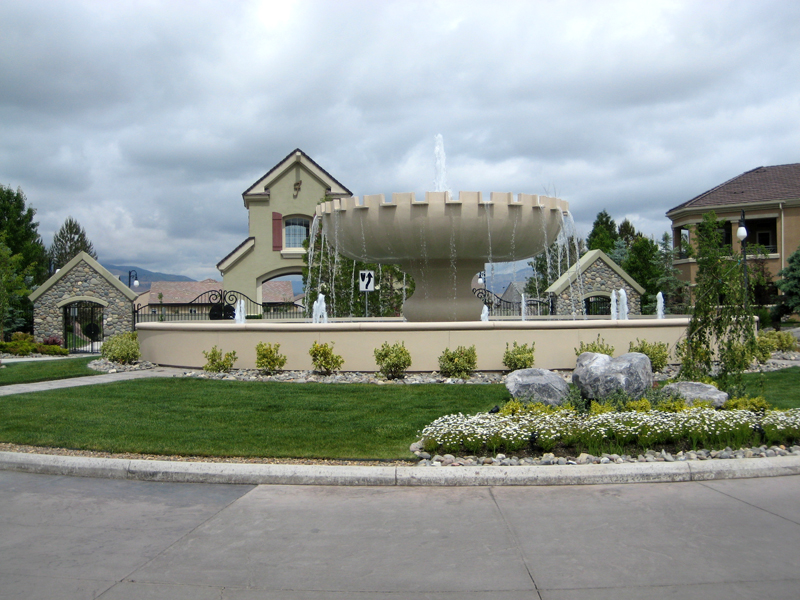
0;357;98;386
741;367;800;409
0;379;510;460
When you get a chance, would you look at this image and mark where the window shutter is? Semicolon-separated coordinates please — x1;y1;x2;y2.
272;212;282;251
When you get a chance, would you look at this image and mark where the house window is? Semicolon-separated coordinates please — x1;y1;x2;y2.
285;217;310;248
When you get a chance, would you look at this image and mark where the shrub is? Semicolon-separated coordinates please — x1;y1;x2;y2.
759;330;797;352
373;341;412;379
438;345;477;379
202;345;238;372
1;341;33;356
724;396;773;412
101;332;141;364
628;338;669;372
10;332;34;343
575;334;614;357
36;344;69;356
754;334;776;364
309;341;343;375
502;341;535;371
625;398;652;412
255;342;287;374
41;335;63;347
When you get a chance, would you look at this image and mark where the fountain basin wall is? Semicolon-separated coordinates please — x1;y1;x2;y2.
137;318;690;372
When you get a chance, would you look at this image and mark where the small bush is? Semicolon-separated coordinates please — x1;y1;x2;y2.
309;341;343;375
575;334;614;357
36;344;69;356
203;345;238;372
101;332;141;364
754;334;776;363
499;399;527;416
255;342;287;374
625;398;652;412
589;401;615;415
759;330;797;352
502;341;535;371
438;345;477;379
652;397;689;412
724;396;773;412
1;341;34;356
41;335;63;347
628;338;669;372
10;332;34;343
374;341;412;379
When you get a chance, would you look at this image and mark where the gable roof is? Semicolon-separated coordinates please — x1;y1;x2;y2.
29;251;139;303
667;163;800;217
242;148;352;207
140;279;223;305
545;249;645;296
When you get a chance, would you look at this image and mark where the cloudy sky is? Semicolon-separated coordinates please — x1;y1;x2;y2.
1;0;798;280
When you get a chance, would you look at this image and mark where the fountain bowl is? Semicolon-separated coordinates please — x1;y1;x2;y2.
317;192;569;321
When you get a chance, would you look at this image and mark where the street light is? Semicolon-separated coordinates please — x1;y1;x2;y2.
737;210;748;311
128;270;140;289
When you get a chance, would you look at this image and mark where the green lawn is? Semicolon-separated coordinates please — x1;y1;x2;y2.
0;357;98;386
0;379;510;459
741;367;800;409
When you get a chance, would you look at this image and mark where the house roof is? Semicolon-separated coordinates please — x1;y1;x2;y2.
667;163;800;216
29;251;139;303
261;280;295;304
545;249;645;296
143;279;223;305
242;148;352;204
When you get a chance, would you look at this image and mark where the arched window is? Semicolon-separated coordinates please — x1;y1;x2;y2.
285;217;310;248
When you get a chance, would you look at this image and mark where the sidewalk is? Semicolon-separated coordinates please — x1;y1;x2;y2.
0;365;184;397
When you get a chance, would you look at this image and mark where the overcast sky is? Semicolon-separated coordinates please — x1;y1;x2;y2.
1;0;798;281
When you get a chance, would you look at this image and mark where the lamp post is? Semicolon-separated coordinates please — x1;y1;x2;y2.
736;210;748;312
128;270;140;289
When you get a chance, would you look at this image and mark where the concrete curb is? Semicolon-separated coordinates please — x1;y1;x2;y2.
2;451;800;486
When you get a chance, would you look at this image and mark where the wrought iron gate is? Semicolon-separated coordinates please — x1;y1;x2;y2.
63;301;103;353
584;295;612;316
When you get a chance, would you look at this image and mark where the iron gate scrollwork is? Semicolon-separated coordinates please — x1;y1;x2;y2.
584;295;612;316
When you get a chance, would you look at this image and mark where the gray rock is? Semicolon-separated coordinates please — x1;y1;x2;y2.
661;381;729;408
572;352;654;400
505;368;571;405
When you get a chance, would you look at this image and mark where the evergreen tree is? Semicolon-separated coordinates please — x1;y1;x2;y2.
655;232;685;314
617;218;638;248
49;217;97;270
0;234;31;340
586;210;618;254
772;244;800;326
608;238;629;266
0;185;48;284
622;236;660;314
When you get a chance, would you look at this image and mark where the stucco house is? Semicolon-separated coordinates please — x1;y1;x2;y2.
216;149;351;303
666;163;800;288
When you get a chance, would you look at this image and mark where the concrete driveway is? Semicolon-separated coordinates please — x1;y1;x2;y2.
1;471;799;599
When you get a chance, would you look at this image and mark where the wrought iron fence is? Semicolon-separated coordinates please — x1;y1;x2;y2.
472;288;553;317
134;289;305;326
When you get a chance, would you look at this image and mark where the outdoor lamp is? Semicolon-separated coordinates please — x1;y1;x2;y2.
128;269;139;289
736;213;747;243
477;271;486;285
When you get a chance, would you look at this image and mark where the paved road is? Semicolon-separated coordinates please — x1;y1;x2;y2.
2;470;799;599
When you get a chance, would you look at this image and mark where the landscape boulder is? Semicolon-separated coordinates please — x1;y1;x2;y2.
660;381;728;408
572;352;653;400
505;368;570;406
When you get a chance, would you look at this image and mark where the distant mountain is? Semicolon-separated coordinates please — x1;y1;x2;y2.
102;264;196;292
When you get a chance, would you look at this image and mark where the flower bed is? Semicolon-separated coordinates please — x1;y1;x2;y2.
420;407;800;456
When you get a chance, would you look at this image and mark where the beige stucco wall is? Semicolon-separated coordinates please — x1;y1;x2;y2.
137;318;690;372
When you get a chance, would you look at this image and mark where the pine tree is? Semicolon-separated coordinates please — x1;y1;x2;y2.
655;232;685;314
773;244;800;324
617;218;638;248
586;210;618;254
622;236;661;314
49;217;97;270
0;185;48;284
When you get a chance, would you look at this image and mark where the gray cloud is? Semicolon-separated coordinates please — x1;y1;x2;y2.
1;0;798;280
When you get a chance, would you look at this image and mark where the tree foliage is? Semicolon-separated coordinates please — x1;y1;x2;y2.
655;232;686;314
622;236;661;314
524;233;585;300
586;210;618;254
773;244;800;322
0;234;31;340
49;216;97;271
617;218;638;248
678;212;756;392
0;185;48;285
